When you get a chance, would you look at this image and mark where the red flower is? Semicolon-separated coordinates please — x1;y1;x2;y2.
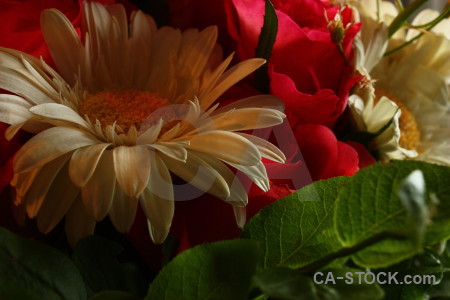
294;124;358;180
226;0;362;128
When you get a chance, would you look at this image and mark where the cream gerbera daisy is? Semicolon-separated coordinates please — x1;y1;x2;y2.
349;0;450;165
0;2;286;246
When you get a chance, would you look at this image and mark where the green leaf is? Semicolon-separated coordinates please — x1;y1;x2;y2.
146;240;258;300
254;0;278;93
335;160;450;268
89;290;140;300
254;267;319;300
0;284;44;300
317;269;385;300
242;176;350;269
379;251;444;300
426;241;450;298
72;236;147;297
0;227;86;300
254;267;384;300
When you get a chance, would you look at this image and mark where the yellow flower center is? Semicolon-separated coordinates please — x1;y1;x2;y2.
376;91;421;152
79;90;178;132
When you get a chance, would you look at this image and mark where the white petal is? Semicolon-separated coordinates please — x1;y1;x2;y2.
30;103;90;129
203;108;285;132
14;127;99;174
228;161;270;192
23;154;70;218
108;182;138;233
161;151;230;200
41;9;83;85
186;130;261;166
113;145;151;198
0;94;33;125
5;118;51;140
65;197;96;247
200;58;266;109
140;154;174;244
233;206;247;229
0;66;54;105
69;143;111;188
150;142;188;162
212;95;285;114
81;149;116;221
37;161;79;233
190;150;248;206
137;119;163;144
237;133;286;163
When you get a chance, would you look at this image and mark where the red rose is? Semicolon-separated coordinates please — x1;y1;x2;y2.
226;0;362;128
294;124;359;180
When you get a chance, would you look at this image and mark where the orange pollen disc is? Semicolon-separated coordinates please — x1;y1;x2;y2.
375;90;421;152
79;90;178;132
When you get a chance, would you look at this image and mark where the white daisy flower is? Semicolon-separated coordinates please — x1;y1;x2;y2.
0;2;286;246
349;0;450;165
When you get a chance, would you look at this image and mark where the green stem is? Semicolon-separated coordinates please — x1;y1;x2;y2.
388;0;429;37
394;0;404;11
338;43;350;66
384;9;445;57
407;5;450;29
376;0;381;21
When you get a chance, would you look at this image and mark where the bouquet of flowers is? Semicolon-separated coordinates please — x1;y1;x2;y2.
1;0;450;299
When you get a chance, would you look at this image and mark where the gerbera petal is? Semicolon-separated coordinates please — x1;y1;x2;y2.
227;161;270;192
212;95;285;114
108;182;138;233
161;151;230;200
151;142;188;162
186;130;261;166
113;145;151;198
81;149;116;221
137;119;163;144
198;52;234;105
23;154;70;218
0;66;54;105
11;168;41;201
14;126;100;174
65;197;96;247
30;103;90;129
0;94;33;125
69;143;111;188
140;154;174;244
236;133;286;163
37;162;79;234
204;108;285;132
200;58;266;109
233;206;247;229
5;118;51;140
190;150;248;206
41;9;83;85
178;26;218;81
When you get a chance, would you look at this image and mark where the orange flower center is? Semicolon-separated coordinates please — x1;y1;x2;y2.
376;91;421;152
79;90;178;132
